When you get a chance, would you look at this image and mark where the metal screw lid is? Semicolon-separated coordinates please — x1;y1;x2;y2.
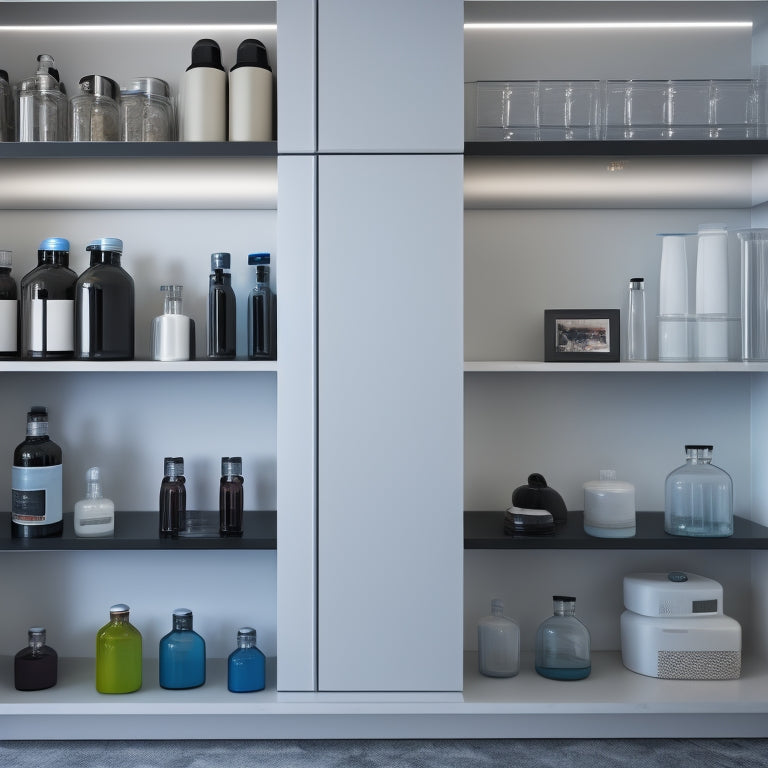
78;75;120;101
211;252;231;270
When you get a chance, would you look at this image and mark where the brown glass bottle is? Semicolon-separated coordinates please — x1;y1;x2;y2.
14;627;58;691
12;406;63;538
219;456;244;536
159;457;185;538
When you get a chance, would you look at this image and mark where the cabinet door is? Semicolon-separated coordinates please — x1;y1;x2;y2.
317;0;463;153
318;154;463;691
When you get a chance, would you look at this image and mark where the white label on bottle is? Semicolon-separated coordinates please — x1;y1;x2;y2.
0;300;17;352
79;516;112;526
29;299;74;352
11;465;63;525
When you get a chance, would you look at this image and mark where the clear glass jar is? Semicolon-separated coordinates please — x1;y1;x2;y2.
70;75;120;141
17;54;68;142
477;599;520;678
535;596;591;680
120;78;173;141
664;444;733;537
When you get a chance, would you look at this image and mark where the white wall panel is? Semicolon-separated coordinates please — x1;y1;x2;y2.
318;154;463;691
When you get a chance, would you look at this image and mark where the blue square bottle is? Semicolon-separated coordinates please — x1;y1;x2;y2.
158;608;206;689
227;627;265;692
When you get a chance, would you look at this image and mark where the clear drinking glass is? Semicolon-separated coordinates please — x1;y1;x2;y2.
664;445;733;537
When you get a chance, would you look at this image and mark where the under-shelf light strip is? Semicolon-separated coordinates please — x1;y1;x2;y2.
465;22;752;30
0;24;276;33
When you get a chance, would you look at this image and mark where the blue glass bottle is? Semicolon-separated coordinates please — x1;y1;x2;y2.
158;608;206;689
227;627;265;692
535;596;591;681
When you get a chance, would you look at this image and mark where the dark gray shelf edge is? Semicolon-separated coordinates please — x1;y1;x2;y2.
0;142;277;159
465;140;768;157
1;510;276;551
464;510;768;550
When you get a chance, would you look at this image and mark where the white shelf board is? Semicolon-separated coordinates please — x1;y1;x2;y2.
0;360;277;373
464;361;768;373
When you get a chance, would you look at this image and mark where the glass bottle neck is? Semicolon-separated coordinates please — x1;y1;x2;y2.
89;250;121;267
38;251;69;267
164;296;183;315
173;614;193;632
553;599;576;617
110;613;130;625
27;421;49;438
237;635;257;649
28;629;46;653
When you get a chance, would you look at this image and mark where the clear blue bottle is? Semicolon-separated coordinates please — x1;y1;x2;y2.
535;596;591;681
227;627;265;692
158;608;206;689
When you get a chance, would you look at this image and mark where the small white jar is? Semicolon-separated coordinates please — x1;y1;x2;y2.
583;470;636;538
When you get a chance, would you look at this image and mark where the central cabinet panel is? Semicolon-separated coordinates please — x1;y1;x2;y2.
317;154;463;691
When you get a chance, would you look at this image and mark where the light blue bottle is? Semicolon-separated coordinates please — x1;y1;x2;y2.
535;596;591;681
159;608;206;689
227;627;265;693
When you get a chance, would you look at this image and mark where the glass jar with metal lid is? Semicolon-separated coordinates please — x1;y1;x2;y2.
120;77;174;141
70;74;120;141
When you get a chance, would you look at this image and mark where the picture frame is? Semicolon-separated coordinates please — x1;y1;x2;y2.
544;309;620;362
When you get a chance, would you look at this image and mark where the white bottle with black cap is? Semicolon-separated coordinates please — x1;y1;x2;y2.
180;38;227;141
229;38;272;141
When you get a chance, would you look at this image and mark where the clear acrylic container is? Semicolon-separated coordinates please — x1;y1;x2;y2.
120;77;174;141
474;81;538;140
70;75;120;141
657;315;741;362
664;445;733;537
538;80;601;140
477;599;520;678
535;596;591;680
17;54;68;142
738;229;768;361
708;79;758;139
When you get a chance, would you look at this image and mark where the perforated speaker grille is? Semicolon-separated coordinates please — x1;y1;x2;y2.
657;650;741;680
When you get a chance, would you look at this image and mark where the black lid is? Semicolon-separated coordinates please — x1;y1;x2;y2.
187;39;225;72
231;38;272;72
28;405;48;422
0;70;8;83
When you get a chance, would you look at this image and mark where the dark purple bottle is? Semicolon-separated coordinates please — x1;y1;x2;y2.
75;237;135;360
207;252;236;359
219;456;244;536
14;627;58;691
159;457;185;538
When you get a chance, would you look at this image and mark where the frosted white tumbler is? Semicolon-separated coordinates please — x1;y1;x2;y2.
695;223;729;360
658;233;689;361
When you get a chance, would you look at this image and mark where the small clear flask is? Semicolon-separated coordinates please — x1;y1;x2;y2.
535;596;591;680
227;627;266;692
477;599;520;678
664;445;733;537
70;75;120;141
14;627;57;691
626;277;647;360
159;608;206;690
74;466;115;537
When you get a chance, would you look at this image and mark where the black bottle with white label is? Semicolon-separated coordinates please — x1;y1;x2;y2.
20;238;77;359
11;406;63;538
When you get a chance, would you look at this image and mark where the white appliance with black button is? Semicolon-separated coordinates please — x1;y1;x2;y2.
620;571;741;680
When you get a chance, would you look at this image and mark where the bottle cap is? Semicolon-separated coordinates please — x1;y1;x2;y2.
0;250;11;268
237;627;257;638
87;238;123;254
78;74;120;101
211;252;231;270
248;252;270;266
27;406;48;422
28;626;46;634
629;277;644;289
187;39;225;72
553;595;576;602
120;77;171;99
231;39;272;72
222;456;242;477
109;604;130;614
164;456;184;477
38;237;69;253
685;444;714;451
173;608;192;617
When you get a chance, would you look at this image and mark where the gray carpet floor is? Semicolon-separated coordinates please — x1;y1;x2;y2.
0;739;767;768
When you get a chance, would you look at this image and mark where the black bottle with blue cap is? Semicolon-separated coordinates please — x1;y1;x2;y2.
20;237;77;359
75;237;134;360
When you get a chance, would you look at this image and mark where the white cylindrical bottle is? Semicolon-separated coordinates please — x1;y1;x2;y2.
229;38;273;142
658;233;690;361
74;466;115;537
477;599;520;678
695;223;729;360
151;285;193;361
583;470;636;538
626;277;647;360
179;39;227;141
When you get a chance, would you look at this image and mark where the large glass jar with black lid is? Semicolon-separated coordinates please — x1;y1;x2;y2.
70;75;120;141
20;237;77;359
75;238;135;360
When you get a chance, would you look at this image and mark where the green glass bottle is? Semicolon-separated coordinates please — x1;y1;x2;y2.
95;603;142;694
